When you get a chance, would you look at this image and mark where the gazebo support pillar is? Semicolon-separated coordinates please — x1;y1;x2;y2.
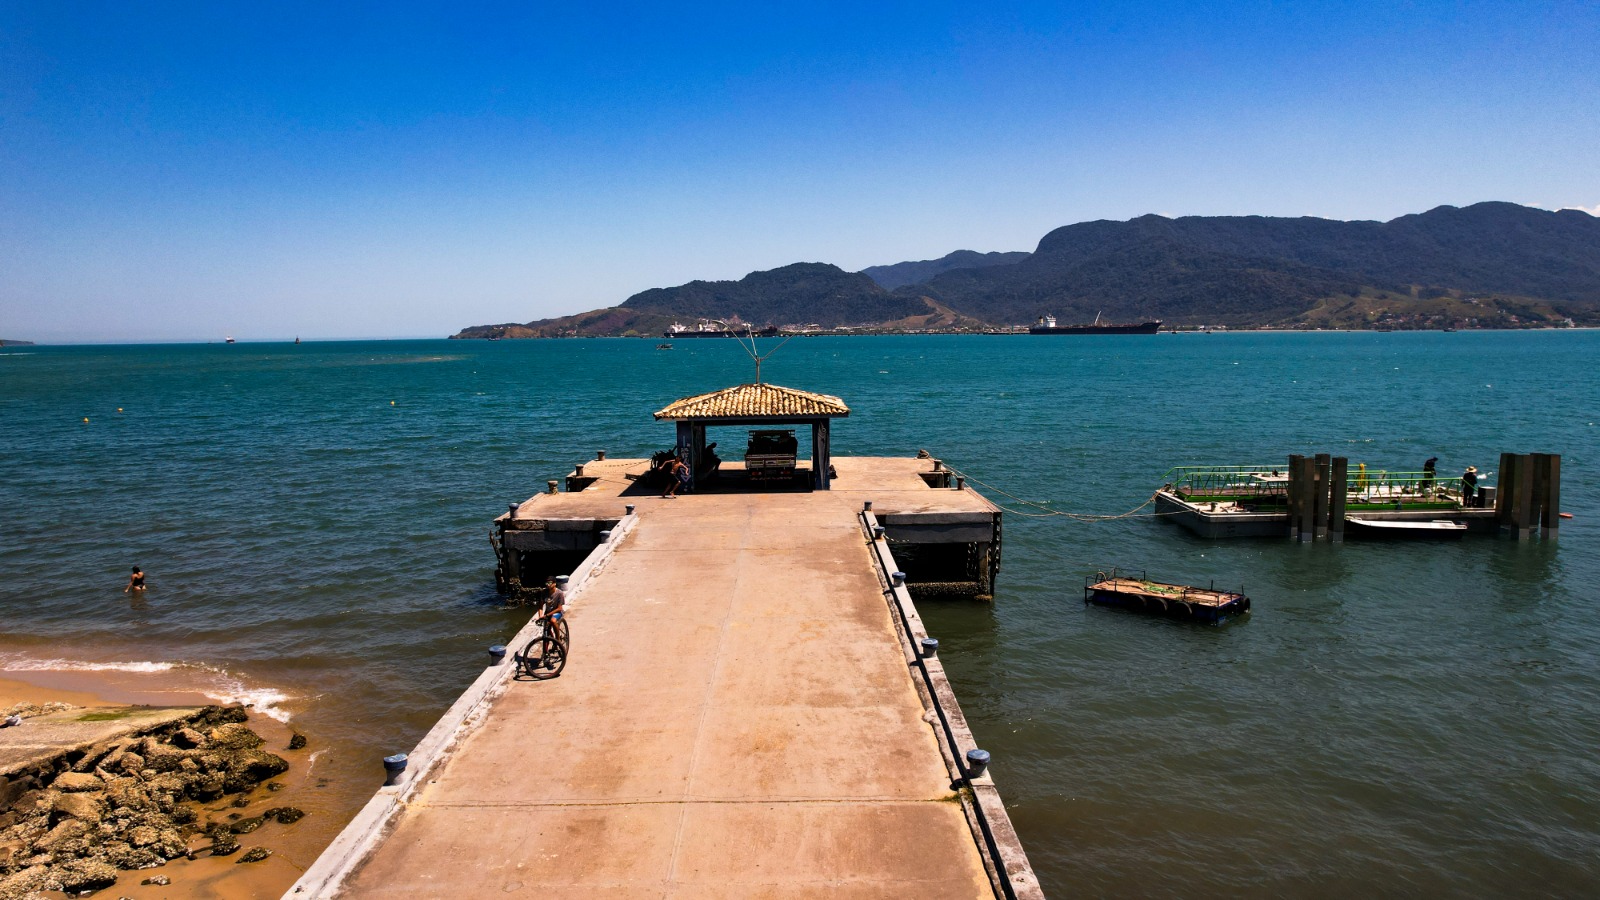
812;420;831;490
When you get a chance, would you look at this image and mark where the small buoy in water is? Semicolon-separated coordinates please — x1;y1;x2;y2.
82;417;89;423
117;407;123;412
1560;512;1574;519
390;400;395;406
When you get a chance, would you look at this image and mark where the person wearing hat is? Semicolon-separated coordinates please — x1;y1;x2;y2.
1422;457;1438;496
1461;466;1479;507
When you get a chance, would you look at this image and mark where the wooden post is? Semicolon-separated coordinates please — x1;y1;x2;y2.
1313;453;1331;541
1329;457;1348;543
1287;454;1305;540
1513;452;1534;540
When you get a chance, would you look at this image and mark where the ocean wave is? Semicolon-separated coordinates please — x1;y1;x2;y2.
0;657;180;673
0;655;294;722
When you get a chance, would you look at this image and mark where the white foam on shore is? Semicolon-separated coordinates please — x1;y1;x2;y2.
0;657;179;674
0;655;295;722
207;682;295;723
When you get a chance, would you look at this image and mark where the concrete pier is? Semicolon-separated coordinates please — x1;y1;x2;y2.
290;457;1036;898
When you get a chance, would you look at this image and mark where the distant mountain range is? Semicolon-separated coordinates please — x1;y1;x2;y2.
452;202;1600;338
0;339;35;347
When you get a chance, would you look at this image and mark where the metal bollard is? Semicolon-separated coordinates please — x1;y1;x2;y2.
965;748;990;779
863;500;873;511
575;464;585;476
508;502;519;518
382;753;409;786
872;525;885;540
597;450;606;460
955;476;965;490
932;459;943;471
625;504;636;516
919;638;939;658
547;480;558;494
892;571;907;587
555;575;568;585
599;529;612;543
488;645;507;666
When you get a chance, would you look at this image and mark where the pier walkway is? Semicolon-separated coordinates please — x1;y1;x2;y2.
293;458;1036;898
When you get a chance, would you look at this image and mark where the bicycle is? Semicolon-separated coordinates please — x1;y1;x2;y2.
514;612;568;680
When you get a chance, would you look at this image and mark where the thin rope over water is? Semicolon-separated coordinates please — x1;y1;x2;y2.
942;463;1183;521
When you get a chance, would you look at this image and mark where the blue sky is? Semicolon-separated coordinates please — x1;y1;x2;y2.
3;1;1597;342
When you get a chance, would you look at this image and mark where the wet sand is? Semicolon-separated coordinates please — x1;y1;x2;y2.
3;670;340;899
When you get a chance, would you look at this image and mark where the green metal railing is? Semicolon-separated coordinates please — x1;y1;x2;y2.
1162;464;1492;510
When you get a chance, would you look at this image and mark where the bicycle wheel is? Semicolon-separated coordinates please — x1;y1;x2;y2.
537;635;567;678
550;617;570;649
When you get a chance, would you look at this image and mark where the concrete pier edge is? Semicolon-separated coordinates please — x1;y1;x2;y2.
862;510;1043;899
283;510;641;898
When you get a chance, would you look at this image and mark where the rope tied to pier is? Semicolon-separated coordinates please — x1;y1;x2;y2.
941;464;1184;521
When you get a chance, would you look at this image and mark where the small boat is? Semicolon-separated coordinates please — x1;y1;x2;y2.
225;336;236;344
1346;517;1467;539
656;343;673;350
1083;570;1249;624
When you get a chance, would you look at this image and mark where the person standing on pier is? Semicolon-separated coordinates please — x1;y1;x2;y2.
1422;457;1438;495
662;456;689;498
1461;466;1479;507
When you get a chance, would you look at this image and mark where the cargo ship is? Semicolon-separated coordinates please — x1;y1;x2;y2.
663;320;781;338
1029;313;1161;335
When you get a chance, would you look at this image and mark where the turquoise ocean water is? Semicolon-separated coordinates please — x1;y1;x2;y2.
2;332;1597;896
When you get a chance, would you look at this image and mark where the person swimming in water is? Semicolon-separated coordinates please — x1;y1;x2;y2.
124;566;146;593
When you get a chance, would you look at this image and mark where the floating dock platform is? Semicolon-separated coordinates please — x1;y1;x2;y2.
1157;452;1560;542
1084;572;1250;625
288;453;1037;899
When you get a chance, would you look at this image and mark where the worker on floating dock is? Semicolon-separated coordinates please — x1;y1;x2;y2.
1423;457;1438;495
1462;465;1479;507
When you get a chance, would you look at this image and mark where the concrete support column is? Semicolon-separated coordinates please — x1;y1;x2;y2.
1313;453;1331;541
1513;452;1534;540
1287;454;1305;540
1329;456;1348;543
675;421;694;491
1540;454;1561;540
813;420;831;490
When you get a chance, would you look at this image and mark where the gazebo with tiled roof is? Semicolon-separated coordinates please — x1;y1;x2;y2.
654;383;850;489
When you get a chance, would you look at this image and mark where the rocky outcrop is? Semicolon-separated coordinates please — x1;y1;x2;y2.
0;704;300;899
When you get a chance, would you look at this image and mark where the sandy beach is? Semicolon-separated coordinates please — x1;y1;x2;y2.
3;668;338;899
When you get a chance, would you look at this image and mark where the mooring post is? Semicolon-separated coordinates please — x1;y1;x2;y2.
1541;454;1561;540
1313;453;1331;541
1287;454;1305;540
1514;452;1535;540
1495;452;1515;523
1298;455;1318;542
1329;456;1348;543
1530;453;1549;539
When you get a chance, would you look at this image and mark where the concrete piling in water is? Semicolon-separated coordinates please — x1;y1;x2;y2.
1328;456;1348;542
1287;454;1305;540
1539;454;1561;540
1312;453;1331;541
1494;452;1561;540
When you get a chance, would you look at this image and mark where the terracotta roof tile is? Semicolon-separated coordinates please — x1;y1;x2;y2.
654;383;850;420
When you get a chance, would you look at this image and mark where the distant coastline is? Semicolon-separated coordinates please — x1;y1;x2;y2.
0;338;36;347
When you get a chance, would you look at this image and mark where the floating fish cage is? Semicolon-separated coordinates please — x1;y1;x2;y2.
1083;569;1250;625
